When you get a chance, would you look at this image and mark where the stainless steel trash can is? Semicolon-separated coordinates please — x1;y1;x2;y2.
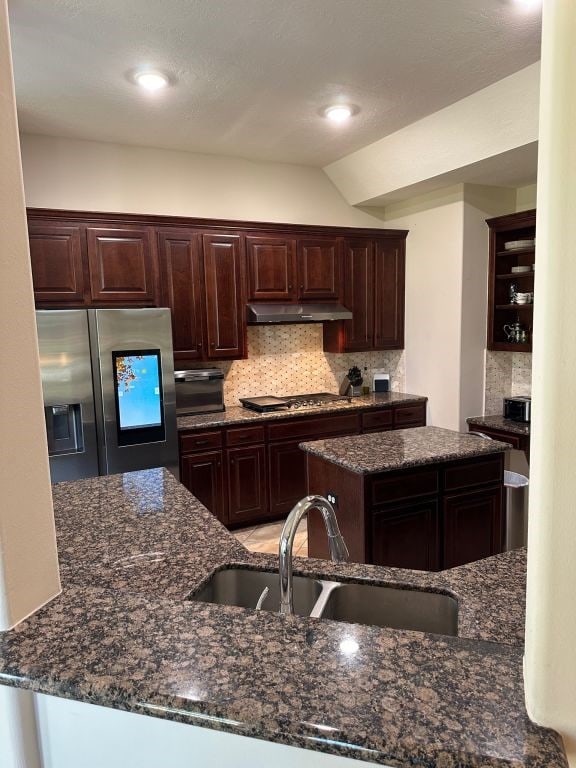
504;470;529;551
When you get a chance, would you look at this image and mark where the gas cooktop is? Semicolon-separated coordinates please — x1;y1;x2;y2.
240;392;351;413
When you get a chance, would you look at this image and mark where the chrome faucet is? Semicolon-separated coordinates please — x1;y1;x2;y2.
279;495;349;616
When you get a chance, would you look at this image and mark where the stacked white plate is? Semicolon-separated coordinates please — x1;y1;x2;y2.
505;239;536;251
514;292;534;304
511;265;532;274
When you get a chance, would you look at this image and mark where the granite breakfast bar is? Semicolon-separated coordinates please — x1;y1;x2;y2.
0;468;567;767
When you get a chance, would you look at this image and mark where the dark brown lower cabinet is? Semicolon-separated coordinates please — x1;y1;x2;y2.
268;441;308;517
180;451;226;524
308;451;504;571
371;501;439;571
178;402;427;528
442;488;503;569
227;445;268;525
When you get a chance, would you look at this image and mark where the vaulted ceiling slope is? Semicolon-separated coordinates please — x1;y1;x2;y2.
9;0;540;166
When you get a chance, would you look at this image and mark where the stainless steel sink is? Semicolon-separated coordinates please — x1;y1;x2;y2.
190;567;458;636
314;582;458;636
190;567;323;616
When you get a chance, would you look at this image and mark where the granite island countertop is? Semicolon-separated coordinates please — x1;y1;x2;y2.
467;414;531;437
177;392;427;431
301;425;510;475
0;469;566;768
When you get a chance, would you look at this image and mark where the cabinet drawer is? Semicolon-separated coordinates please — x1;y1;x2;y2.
226;425;265;446
267;413;359;443
362;409;393;432
443;456;503;493
371;468;439;506
394;403;426;427
180;430;223;454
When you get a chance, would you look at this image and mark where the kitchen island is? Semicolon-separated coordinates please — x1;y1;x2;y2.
0;468;566;768
302;426;510;571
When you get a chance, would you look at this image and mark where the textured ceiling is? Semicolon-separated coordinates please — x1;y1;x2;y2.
9;0;541;166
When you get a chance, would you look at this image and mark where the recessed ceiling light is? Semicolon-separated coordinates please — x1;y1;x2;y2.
134;70;170;91
509;0;542;11
324;105;354;123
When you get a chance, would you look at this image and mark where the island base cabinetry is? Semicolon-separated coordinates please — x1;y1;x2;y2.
371;501;440;571
179;401;426;527
307;453;504;571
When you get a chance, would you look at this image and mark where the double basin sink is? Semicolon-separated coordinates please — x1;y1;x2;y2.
190;567;458;636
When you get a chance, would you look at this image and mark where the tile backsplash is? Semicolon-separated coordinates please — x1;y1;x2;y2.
185;325;405;404
484;351;532;415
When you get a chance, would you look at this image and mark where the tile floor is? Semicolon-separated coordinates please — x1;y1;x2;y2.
233;518;308;557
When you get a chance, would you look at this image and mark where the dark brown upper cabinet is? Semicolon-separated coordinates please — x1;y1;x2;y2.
374;238;405;349
340;239;375;351
297;237;341;301
486;209;536;353
157;230;205;361
86;226;158;304
27;209;408;359
246;235;296;301
202;233;246;360
29;223;86;305
323;236;406;352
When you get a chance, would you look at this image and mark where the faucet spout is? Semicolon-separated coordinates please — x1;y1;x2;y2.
279;495;348;616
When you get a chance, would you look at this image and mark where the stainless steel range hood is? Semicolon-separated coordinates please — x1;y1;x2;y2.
247;303;352;324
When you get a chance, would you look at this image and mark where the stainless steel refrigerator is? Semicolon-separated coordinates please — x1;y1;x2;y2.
36;308;178;483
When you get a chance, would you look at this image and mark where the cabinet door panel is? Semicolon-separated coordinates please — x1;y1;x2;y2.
443;487;503;569
374;239;405;349
202;234;245;359
297;238;341;301
29;224;86;304
247;235;296;301
180;451;226;524
268;441;308;517
227;445;268;524
158;230;204;360
87;226;158;304
371;501;439;571
341;239;375;351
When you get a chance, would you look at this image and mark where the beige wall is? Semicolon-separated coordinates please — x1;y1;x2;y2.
19;133;388;227
524;0;576;762
382;184;514;430
324;64;539;206
0;2;60;629
383;187;465;429
385;184;516;430
516;183;538;212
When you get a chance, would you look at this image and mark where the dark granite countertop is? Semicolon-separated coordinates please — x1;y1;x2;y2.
0;469;566;768
467;415;531;437
177;392;427;431
301;426;510;475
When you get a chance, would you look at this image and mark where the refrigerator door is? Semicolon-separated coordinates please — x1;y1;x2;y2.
36;310;99;482
88;309;178;477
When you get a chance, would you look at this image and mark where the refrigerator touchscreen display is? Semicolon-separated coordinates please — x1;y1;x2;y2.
112;350;165;445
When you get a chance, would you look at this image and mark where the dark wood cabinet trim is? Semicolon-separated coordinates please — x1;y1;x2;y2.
27;207;409;241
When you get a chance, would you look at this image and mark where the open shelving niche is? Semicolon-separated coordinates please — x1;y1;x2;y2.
486;209;536;353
